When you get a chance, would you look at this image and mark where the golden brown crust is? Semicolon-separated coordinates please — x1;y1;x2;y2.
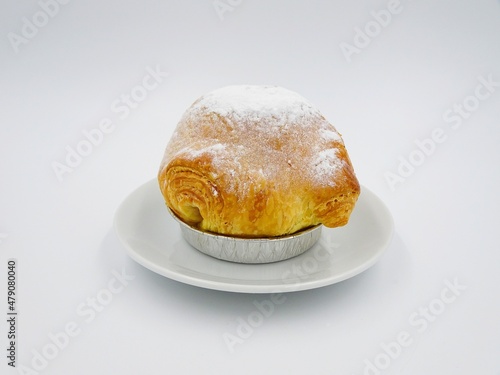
158;85;360;237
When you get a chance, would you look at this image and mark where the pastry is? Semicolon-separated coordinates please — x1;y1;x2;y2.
158;85;360;237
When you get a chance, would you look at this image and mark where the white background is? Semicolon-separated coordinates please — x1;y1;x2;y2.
1;0;500;374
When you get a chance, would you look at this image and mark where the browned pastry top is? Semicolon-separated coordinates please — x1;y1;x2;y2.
158;85;360;237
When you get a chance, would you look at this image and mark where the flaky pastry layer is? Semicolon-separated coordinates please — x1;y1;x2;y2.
158;85;360;237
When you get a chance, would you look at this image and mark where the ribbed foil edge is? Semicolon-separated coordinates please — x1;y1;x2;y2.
167;208;322;264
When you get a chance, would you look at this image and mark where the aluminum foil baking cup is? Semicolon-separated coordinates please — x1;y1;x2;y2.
167;208;322;264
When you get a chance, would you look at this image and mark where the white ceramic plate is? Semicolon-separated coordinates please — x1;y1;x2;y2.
114;179;394;293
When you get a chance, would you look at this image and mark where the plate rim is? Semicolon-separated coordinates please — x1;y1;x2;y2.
113;179;394;294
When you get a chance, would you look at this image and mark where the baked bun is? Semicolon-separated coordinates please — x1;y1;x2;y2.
158;85;360;237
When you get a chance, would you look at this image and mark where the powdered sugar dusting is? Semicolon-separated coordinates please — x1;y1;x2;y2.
190;85;321;123
181;143;226;159
162;85;349;196
319;128;342;142
313;149;343;186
